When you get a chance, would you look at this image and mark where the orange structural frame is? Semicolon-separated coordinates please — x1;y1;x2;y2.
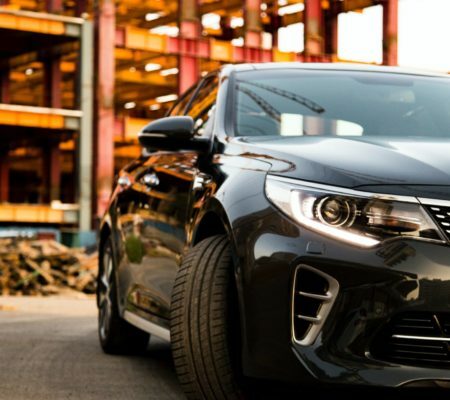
0;109;64;129
115;26;328;64
0;13;65;35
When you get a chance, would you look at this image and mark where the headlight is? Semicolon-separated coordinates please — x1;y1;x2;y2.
265;175;444;247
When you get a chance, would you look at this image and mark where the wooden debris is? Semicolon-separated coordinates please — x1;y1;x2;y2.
0;238;97;296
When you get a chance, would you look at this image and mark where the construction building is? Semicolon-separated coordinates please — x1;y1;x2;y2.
0;0;398;244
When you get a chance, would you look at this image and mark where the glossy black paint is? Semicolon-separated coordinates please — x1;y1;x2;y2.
100;63;450;388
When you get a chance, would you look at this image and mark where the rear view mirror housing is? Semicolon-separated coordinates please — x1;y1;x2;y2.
138;116;209;152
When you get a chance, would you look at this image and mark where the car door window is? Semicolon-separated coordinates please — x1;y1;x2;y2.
186;75;219;137
168;85;196;116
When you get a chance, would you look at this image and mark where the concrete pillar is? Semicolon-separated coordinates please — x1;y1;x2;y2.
179;0;200;94
0;157;9;203
79;19;94;231
245;0;262;47
95;0;116;219
304;0;325;59
383;0;398;66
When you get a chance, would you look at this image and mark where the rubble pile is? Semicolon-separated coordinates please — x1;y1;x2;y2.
0;238;97;295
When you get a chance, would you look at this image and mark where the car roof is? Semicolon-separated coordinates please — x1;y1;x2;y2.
219;62;450;79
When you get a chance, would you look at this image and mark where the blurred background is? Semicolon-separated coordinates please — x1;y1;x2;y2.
0;0;447;246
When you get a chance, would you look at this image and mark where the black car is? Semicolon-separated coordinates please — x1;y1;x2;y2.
97;63;450;398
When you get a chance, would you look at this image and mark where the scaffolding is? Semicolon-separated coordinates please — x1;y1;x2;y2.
0;0;398;237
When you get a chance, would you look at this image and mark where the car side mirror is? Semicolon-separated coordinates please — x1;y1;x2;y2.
138;116;210;152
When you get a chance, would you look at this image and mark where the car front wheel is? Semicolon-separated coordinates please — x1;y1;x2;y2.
170;235;245;400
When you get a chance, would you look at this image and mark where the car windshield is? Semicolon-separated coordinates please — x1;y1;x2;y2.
233;69;450;138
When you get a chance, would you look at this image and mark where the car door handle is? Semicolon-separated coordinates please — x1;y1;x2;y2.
142;173;160;188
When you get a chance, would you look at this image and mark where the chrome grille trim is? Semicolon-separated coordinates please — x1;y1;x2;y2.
392;334;450;342
375;312;450;367
296;315;321;323
291;265;339;346
419;198;450;208
298;291;332;301
424;204;450;240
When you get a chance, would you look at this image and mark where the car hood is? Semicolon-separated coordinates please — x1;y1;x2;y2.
238;136;450;194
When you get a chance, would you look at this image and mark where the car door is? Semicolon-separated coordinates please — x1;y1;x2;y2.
116;75;219;324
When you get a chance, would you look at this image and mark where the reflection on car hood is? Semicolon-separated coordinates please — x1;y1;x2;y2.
241;136;450;190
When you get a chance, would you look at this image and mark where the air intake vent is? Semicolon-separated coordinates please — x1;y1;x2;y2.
292;265;339;346
425;205;450;240
374;312;450;368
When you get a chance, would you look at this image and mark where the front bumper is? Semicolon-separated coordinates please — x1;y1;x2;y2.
234;204;450;387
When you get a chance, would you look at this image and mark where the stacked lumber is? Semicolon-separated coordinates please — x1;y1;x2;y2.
0;238;97;296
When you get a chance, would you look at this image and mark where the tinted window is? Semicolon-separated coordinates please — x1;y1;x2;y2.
186;75;219;136
169;85;196;116
234;70;450;137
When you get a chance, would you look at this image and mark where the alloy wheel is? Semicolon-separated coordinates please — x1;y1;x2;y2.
98;247;114;341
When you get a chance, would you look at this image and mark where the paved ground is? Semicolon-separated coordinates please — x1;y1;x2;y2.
0;296;447;400
0;296;184;400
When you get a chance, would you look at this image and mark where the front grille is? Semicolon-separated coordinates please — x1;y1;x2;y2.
425;205;450;240
292;265;339;346
375;312;450;368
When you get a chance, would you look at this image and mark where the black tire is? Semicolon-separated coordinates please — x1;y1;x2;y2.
97;238;150;354
170;235;244;400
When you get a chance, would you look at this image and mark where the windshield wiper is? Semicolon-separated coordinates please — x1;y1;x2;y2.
238;80;326;114
238;84;281;122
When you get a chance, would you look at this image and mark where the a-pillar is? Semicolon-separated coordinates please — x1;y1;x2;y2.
304;0;325;61
94;0;116;219
0;156;9;203
383;0;398;66
245;0;262;47
178;0;200;94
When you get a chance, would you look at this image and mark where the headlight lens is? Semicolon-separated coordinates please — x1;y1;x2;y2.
265;176;444;247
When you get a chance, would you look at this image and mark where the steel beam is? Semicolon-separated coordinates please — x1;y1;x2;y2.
95;0;116;220
0;68;9;104
42;55;62;203
245;0;262;47
44;57;62;109
79;19;94;231
324;2;339;59
383;0;398;66
143;0;242;30
45;0;63;13
42;143;61;202
178;0;200;94
342;0;377;13
0;156;9;203
304;0;325;59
